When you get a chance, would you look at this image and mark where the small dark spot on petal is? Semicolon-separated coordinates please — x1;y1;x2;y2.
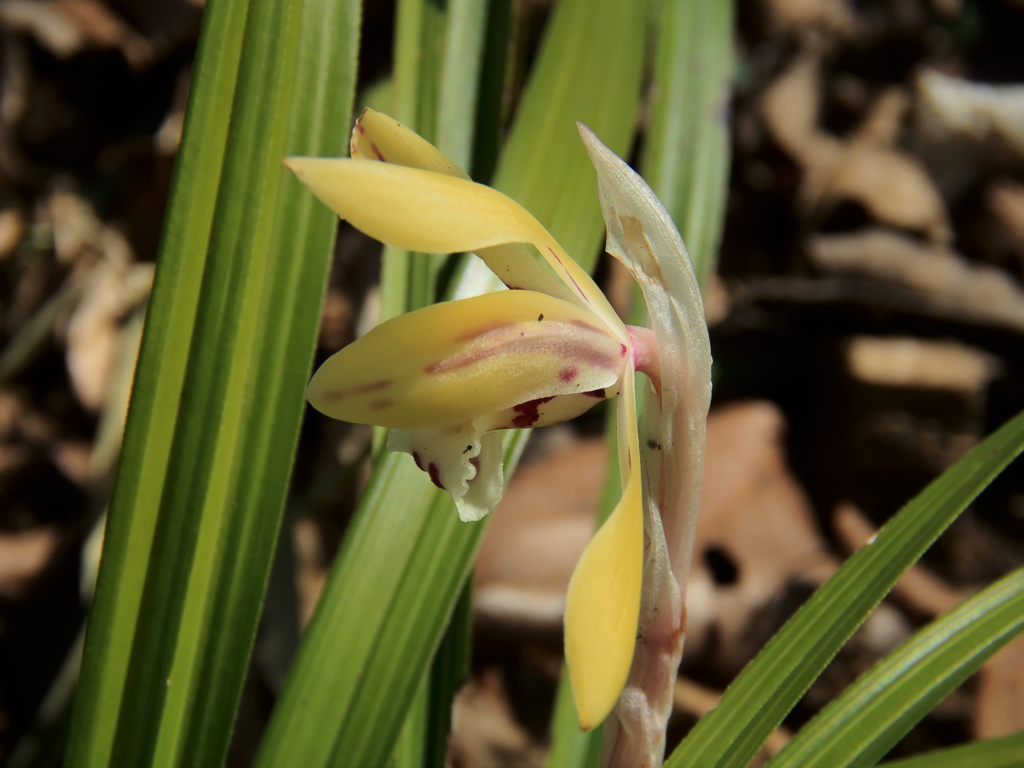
427;462;444;489
463;445;472;453
558;366;579;383
538;314;544;322
511;396;556;428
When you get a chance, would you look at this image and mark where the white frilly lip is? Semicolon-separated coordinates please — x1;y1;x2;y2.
387;420;504;522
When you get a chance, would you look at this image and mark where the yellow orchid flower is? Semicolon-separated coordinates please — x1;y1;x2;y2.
284;109;707;739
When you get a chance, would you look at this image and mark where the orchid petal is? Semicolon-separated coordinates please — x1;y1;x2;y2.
350;108;469;179
306;290;626;430
579;124;713;759
350;108;571;308
564;360;643;731
579;122;712;579
388;422;503;522
284;156;626;338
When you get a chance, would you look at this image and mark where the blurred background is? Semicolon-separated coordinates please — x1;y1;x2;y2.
0;0;1023;766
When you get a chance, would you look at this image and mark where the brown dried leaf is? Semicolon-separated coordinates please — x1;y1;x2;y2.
917;70;1024;159
55;0;153;68
0;207;24;260
0;526;60;598
450;669;546;768
687;401;840;667
974;634;1024;739
762;53;949;241
474;437;605;627
66;262;152;411
761;0;858;37
0;1;86;58
846;336;1000;393
809;228;1024;331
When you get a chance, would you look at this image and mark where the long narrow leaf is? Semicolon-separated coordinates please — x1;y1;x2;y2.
665;408;1024;768
641;0;733;292
65;0;360;765
768;568;1024;768
876;731;1024;768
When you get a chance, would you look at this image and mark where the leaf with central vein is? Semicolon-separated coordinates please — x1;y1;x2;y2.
65;0;360;766
765;567;1024;768
665;408;1024;768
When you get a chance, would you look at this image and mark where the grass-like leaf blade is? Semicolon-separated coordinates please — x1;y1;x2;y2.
65;0;359;765
665;408;1024;768
767;568;1024;768
876;731;1024;768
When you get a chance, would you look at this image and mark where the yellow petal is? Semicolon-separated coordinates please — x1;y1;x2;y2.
350;109;571;312
351;108;469;179
306;290;626;429
284;156;626;339
564;361;643;731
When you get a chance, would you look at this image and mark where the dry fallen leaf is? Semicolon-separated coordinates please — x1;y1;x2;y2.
917;69;1024;160
0;0;151;66
687;400;840;669
974;634;1024;739
761;0;858;37
846;335;1000;394
0;207;24;260
987;180;1024;270
809;229;1024;331
449;668;546;768
762;51;950;241
0;0;86;58
66;261;153;411
474;437;605;628
0;526;60;598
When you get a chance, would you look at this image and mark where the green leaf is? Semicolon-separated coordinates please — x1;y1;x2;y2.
876;731;1024;768
437;0;490;171
392;674;429;768
545;669;602;768
493;0;646;269
767;567;1024;768
425;578;475;766
665;408;1024;768
255;0;647;764
641;0;734;292
64;0;360;765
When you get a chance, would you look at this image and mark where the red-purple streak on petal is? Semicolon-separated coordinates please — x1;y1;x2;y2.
511;396;555;428
319;378;392;402
547;248;590;302
352;121;386;161
424;328;622;376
